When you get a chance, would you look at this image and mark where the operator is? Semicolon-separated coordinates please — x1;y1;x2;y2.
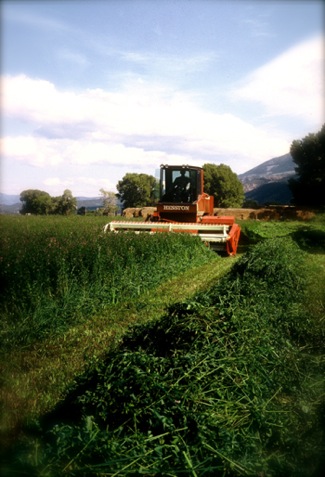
172;170;191;201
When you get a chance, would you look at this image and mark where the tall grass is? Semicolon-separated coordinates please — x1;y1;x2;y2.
9;237;324;476
0;216;215;350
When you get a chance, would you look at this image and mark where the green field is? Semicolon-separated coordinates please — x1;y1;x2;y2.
0;214;324;476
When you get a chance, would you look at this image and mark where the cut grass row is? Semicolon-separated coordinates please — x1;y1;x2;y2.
0;258;235;437
0;215;222;441
4;236;324;477
1;213;324;475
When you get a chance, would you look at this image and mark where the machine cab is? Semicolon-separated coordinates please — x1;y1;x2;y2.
159;164;203;204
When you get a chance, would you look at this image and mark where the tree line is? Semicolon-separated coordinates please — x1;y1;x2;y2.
20;189;77;215
19;125;325;215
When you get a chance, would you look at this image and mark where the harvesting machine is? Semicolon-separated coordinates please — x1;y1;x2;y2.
106;165;241;255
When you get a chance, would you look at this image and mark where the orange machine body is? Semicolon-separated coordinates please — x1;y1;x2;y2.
107;164;241;256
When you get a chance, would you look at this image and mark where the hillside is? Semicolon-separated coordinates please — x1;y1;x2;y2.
244;180;294;205
239;153;296;205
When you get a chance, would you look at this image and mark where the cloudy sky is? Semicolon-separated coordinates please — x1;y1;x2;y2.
1;0;324;197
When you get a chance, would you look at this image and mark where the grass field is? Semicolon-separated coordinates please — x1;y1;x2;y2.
0;213;324;476
0;215;215;350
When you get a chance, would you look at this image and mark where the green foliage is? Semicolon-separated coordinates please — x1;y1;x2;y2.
0;216;213;349
12;238;324;476
289;124;325;207
99;188;118;215
203;163;244;208
116;173;157;208
53;189;77;215
242;198;259;209
20;189;53;215
20;189;77;215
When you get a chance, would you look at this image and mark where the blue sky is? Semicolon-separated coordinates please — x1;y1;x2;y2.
1;0;324;197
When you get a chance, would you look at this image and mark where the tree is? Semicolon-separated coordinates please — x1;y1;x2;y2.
20;189;77;215
53;189;77;215
202;163;244;208
100;188;118;215
116;173;157;208
288;124;325;207
20;189;53;215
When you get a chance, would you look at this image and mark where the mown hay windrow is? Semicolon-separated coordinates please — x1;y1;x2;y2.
10;237;324;477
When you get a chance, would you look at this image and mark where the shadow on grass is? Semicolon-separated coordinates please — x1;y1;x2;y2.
291;227;325;253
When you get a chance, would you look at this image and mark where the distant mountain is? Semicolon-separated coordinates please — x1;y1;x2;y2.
244;181;294;205
0;194;20;214
76;197;103;209
0;193;20;205
239;153;296;205
0;202;21;214
239;153;295;191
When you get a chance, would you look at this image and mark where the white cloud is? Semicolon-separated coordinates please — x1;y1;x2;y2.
43;176;114;197
6;47;320;196
2;75;92;124
232;34;324;125
43;177;74;188
1;136;65;167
